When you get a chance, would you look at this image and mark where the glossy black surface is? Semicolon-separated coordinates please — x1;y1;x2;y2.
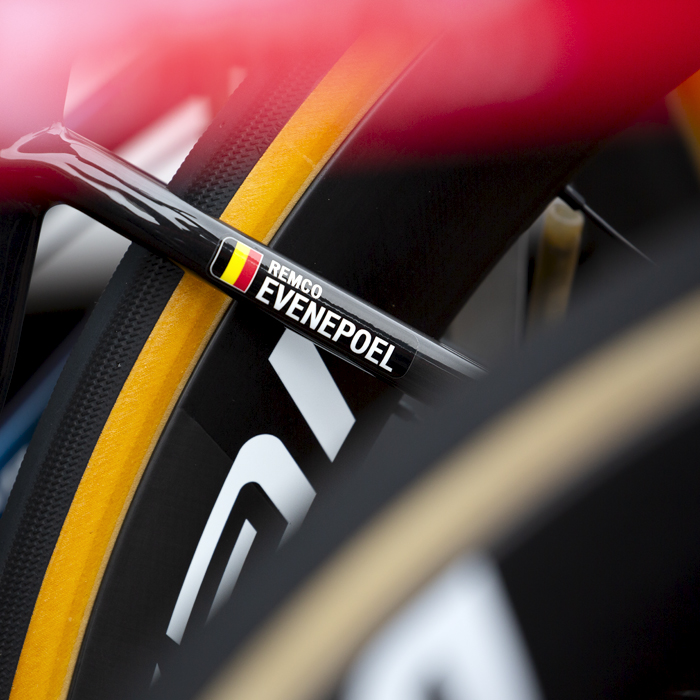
0;124;482;398
0;204;44;412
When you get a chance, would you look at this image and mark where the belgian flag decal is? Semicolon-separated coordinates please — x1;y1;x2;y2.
211;238;263;293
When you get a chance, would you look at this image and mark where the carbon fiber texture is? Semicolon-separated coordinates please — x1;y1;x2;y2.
0;248;182;698
170;56;337;217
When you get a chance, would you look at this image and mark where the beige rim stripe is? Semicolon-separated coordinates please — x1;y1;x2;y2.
14;276;227;700
202;288;700;700
10;33;422;700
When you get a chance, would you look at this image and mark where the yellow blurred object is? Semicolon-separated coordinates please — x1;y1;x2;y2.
527;198;584;330
668;68;700;179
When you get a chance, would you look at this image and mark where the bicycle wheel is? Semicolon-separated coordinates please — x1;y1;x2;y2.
0;34;592;700
149;230;700;700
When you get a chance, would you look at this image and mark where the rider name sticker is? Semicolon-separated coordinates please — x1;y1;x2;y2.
210;236;416;378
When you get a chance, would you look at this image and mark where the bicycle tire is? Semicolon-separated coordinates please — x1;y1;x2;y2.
149;231;700;700
0;35;592;700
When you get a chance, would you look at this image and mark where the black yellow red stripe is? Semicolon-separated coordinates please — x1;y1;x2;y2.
213;239;263;293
